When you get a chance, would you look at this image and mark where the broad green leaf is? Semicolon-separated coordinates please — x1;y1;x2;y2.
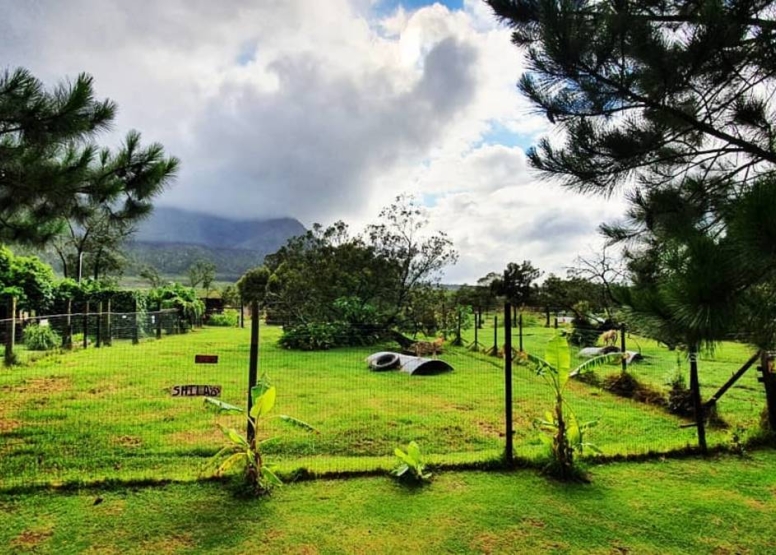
538;434;553;446
393;464;409;477
261;466;283;487
204;397;243;413
250;386;277;419
568;419;581;446
227;428;249;448
545;335;571;387
395;448;413;465
407;441;421;462
585;443;603;454
276;414;318;433
217;452;247;475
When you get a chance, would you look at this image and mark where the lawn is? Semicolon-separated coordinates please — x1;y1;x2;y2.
0;318;768;490
2;451;775;554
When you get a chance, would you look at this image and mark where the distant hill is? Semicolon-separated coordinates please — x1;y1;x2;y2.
132;207;305;251
124;207;306;280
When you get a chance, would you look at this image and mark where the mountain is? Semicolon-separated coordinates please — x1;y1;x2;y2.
125;207;306;280
132;207;305;251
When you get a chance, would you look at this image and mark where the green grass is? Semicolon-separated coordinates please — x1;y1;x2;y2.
0;318;768;489
2;451;776;554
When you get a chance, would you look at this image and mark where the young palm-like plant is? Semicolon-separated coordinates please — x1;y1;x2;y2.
392;441;432;484
205;380;316;495
533;335;600;480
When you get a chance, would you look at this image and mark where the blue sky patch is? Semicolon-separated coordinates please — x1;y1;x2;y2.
374;0;464;17
477;122;535;152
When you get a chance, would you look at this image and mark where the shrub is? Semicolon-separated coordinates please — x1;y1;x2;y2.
667;373;694;417
23;323;61;351
279;322;383;350
392;441;432;484
208;309;238;327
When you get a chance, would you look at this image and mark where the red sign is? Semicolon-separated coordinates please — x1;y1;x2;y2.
195;354;219;364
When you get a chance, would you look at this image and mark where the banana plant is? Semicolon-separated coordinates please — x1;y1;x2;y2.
533;335;601;479
205;378;317;495
392;440;432;483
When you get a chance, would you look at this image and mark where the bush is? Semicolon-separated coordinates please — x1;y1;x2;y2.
279;323;342;350
208;309;238;327
279;322;384;350
23;323;61;351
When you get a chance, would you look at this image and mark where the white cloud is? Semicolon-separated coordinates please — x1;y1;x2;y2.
0;0;626;282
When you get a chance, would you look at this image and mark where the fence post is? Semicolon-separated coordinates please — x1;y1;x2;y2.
518;312;523;353
83;301;89;349
247;299;260;442
554;316;558;329
240;298;245;328
133;298;140;345
689;344;708;454
4;296;16;366
489;315;499;357
64;298;73;349
504;303;514;466
620;323;627;374
105;298;112;347
759;351;776;432
545;306;550;327
96;301;102;348
156;301;162;339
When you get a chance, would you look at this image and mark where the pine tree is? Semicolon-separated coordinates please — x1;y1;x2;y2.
0;68;178;246
487;0;776;346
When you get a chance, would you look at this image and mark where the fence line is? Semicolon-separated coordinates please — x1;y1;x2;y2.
0;305;771;490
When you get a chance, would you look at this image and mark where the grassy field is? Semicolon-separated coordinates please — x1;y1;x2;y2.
2;451;776;554
0;316;768;490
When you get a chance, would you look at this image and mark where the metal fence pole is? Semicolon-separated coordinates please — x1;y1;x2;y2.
504;303;514;466
96;301;102;348
247;299;260;442
689;345;708;454
620;323;627;374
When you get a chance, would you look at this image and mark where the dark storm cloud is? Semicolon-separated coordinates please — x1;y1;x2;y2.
172;37;478;221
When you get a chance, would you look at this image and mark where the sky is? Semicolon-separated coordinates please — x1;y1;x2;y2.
0;0;626;284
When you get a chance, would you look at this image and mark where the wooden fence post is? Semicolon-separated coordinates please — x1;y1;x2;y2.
759;351;776;432
82;301;89;349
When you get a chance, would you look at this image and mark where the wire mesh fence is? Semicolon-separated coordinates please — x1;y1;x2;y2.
0;306;770;490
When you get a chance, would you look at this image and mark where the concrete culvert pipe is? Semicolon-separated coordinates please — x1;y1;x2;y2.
368;352;401;371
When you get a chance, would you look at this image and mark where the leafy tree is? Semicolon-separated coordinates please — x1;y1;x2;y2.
490;261;542;307
139;264;165;289
0;68;178;246
188;259;217;295
0;245;55;312
263;196;458;348
237;266;270;305
367;194;458;321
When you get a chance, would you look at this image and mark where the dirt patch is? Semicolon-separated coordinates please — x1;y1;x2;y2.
471;527;532;554
0;418;20;433
4;375;72;396
476;420;503;438
111;436;143;448
10;527;54;550
140;533;196;553
286;545;320;555
168;427;223;446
